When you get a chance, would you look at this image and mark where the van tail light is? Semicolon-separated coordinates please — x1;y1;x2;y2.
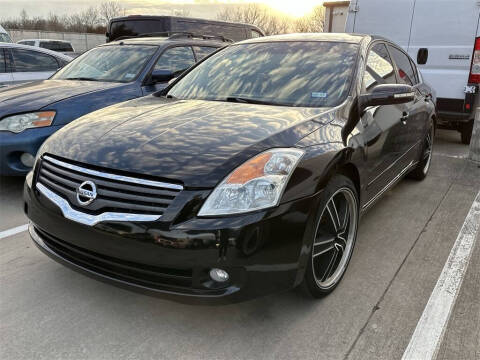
468;37;480;83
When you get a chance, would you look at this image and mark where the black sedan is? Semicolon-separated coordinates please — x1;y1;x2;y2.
24;33;436;303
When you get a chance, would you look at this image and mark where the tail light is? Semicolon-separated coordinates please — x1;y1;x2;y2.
468;37;480;83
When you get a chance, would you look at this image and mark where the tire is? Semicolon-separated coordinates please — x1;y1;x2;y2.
460;119;473;145
301;175;359;298
409;118;434;180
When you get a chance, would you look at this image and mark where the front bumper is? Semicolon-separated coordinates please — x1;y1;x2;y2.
0;126;62;176
24;175;320;303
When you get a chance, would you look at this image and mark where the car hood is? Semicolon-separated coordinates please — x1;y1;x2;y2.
0;80;123;117
40;96;333;188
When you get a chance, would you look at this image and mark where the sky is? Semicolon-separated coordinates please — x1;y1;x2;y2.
0;0;323;19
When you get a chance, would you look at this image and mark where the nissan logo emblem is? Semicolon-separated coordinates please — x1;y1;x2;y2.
76;180;97;206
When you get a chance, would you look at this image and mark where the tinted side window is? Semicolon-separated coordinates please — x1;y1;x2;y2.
11;49;59;72
40;41;73;52
19;41;35;46
251;29;262;38
363;43;396;92
154;46;195;74
0;49;6;73
193;46;217;61
110;20;168;41
388;45;416;86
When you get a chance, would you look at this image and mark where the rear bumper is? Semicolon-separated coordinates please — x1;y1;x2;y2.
0;126;62;176
436;86;478;126
24;175;320;304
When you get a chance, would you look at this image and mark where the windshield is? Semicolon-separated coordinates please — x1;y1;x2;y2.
52;45;157;83
0;33;12;43
168;41;358;107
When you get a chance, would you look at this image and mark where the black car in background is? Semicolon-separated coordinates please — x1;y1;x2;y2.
25;33;436;303
106;15;265;42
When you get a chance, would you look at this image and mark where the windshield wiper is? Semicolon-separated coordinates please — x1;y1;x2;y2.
63;77;101;81
225;96;281;106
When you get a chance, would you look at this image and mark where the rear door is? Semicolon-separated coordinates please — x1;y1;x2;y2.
10;48;60;83
407;0;480;100
387;43;428;167
0;48;13;87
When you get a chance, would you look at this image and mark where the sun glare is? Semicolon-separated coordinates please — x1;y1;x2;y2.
260;0;320;17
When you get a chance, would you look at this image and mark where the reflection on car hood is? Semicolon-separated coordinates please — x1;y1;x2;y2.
0;80;123;117
40;96;333;187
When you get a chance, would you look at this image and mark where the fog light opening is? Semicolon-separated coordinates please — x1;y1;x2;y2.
209;268;229;282
20;153;35;168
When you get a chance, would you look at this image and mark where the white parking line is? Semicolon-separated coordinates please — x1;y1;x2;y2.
0;224;29;239
402;191;480;360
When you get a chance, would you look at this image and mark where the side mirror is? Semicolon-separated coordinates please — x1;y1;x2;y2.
358;84;414;115
150;69;175;84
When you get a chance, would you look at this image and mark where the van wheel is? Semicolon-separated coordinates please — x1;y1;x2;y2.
460;119;473;145
301;175;359;298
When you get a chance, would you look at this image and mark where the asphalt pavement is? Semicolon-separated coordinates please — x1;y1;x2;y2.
0;129;479;360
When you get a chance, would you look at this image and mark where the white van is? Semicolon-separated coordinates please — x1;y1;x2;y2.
331;0;479;144
0;25;13;43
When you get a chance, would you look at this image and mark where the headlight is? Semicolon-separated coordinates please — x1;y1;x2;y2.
0;111;56;133
198;148;304;216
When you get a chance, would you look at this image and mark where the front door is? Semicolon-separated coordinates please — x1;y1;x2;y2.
360;42;411;200
142;46;196;95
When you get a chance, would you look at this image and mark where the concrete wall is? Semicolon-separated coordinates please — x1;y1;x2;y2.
7;29;105;53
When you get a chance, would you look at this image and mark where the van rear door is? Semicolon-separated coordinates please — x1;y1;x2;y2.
345;0;415;47
407;0;480;100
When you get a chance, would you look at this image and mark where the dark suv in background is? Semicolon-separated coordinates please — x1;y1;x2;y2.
106;15;265;42
0;33;226;176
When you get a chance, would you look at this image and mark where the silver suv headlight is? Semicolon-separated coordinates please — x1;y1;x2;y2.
198;148;304;216
0;111;56;133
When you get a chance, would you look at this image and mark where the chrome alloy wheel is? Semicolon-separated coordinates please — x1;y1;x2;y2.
312;187;358;289
423;124;434;174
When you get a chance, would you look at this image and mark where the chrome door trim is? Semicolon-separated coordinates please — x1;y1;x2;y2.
36;183;161;226
43;155;183;191
361;160;417;213
367;140;421;189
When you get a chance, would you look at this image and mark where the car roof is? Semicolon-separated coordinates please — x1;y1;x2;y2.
102;36;226;48
0;42;73;60
109;15;262;31
238;33;367;44
18;39;72;43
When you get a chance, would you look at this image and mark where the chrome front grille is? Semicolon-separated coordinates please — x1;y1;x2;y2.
36;155;183;225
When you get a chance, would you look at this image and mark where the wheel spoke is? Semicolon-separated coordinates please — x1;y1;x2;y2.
313;235;335;258
336;235;347;251
338;205;350;237
320;248;339;282
326;198;341;232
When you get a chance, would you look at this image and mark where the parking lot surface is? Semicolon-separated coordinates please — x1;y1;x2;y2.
1;130;479;360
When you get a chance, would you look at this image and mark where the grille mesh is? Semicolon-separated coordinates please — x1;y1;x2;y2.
37;155;182;215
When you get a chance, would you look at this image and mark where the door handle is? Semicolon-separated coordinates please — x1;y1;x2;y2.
401;112;409;125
